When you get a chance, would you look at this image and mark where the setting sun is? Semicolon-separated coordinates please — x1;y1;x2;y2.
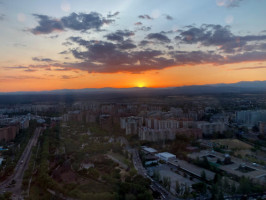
137;82;146;88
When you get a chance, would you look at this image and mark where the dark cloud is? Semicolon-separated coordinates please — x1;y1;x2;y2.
138;26;151;32
8;64;64;72
64;36;266;73
32;57;55;62
107;11;119;18
62;41;73;46
63;38;176;73
176;24;266;53
0;75;44;81
61;75;79;79
4;66;28;70
146;33;171;43
165;15;173;20
61;12;113;31
170;50;224;65
134;22;142;26
220;51;266;64
166;45;174;50
233;66;266;70
117;39;137;49
160;30;178;34
31;14;64;34
104;30;134;42
68;36;91;47
24;69;37;72
27;13;266;74
139;40;153;46
49;35;59;39
138;15;153;20
59;50;69;54
31;12;114;34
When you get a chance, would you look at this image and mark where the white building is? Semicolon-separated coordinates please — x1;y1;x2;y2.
197;121;226;135
236;110;266;126
142;146;157;154
155;152;176;162
120;116;143;135
138;127;176;141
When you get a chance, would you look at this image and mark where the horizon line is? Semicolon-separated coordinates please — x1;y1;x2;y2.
0;80;266;94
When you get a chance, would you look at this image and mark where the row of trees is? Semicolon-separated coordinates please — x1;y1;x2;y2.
0;120;37;181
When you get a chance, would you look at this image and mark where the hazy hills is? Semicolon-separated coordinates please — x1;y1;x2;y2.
0;80;265;104
1;80;265;95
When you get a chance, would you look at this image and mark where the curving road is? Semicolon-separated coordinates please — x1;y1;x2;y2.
0;127;42;200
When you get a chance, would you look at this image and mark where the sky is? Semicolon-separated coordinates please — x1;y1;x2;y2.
0;0;266;92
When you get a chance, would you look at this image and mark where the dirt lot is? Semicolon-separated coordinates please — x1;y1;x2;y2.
211;139;252;150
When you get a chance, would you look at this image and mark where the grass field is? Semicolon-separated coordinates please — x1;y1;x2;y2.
29;185;53;200
211;139;252;150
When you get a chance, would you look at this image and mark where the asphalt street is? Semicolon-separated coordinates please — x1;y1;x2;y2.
0;127;42;200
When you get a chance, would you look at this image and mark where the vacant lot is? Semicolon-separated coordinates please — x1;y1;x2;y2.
211;139;252;150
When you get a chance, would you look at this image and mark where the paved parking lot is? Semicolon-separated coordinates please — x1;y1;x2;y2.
148;164;200;194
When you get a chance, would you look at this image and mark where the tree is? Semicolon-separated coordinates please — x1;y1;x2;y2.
222;177;230;193
153;170;161;181
125;194;136;200
192;182;207;194
238;177;252;194
162;176;171;191
217;158;222;164
252;125;259;132
224;156;232;165
218;190;224;200
175;180;180;195
182;183;190;199
230;183;236;194
213;173;221;184
211;183;218;199
201;170;206;181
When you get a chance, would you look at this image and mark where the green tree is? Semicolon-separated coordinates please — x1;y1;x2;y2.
153;170;161;181
192;182;207;194
175;180;180;195
201;170;206;181
230;183;236;194
162;176;171;191
182;183;190;199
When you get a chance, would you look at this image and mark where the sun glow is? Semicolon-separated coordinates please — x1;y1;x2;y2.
137;82;146;88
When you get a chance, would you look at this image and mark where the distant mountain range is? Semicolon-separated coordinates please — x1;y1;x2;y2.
1;80;266;96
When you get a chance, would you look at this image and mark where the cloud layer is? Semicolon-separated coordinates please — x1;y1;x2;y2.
21;12;266;74
31;12;114;34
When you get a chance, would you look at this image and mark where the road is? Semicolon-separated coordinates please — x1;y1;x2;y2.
119;137;179;200
106;154;128;169
0;127;42;200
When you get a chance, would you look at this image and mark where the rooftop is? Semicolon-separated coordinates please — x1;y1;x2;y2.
142;146;157;153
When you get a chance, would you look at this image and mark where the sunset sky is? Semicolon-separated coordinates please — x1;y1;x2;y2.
0;0;266;92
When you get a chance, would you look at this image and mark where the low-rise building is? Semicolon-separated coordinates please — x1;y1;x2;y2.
197;121;226;135
0;126;19;142
259;122;266;134
141;146;157;154
138;127;176;141
155;152;176;162
120;116;143;135
99;114;113;130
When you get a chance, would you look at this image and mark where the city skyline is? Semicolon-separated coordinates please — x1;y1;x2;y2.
1;0;266;92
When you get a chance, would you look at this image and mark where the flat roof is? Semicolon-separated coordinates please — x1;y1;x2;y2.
156;152;176;158
142;146;157;153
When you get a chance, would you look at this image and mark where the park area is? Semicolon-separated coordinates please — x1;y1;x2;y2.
211;139;266;165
